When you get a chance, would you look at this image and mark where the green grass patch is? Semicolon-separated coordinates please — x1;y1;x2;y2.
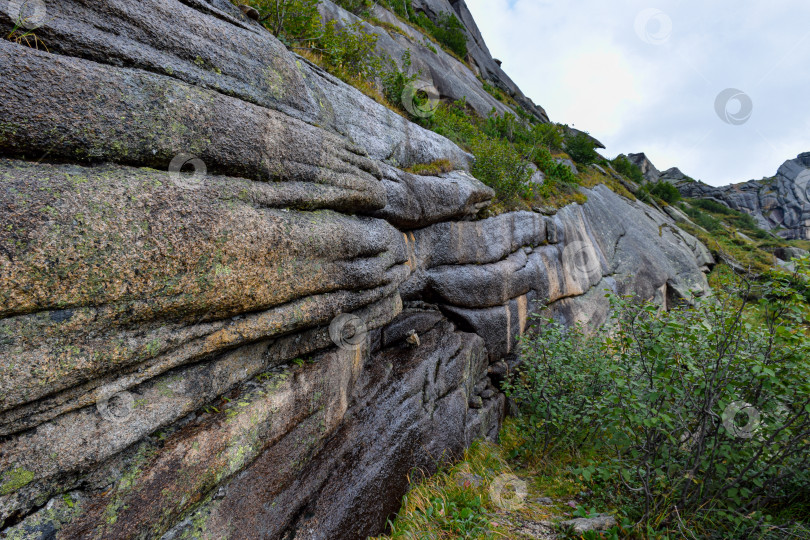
404;158;455;176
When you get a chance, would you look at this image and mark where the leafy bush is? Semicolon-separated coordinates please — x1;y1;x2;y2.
413;11;468;59
645;181;682;203
681;204;723;232
692;198;736;215
503;320;611;457
333;0;370;16
380;50;419;107
433;11;468;59
690;198;768;236
509;263;810;537
532;146;579;187
482;113;565;153
421;102;583;205
481;80;508;103
319;21;382;79
531;123;566;152
681;200;771;241
565;132;600;165
469;135;534;202
251;0;321;43
611;155;645;185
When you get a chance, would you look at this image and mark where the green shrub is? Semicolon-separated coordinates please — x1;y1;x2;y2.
681;199;771;240
413;11;468;59
333;0;370;16
532;145;579;187
433;12;468;59
681;204;723;232
469;134;534;202
647;181;681;203
692;198;736;215
565;132;600;165
504;320;611;457
386;0;411;20
531;123;565;152
251;0;321;43
482;110;521;142
421;102;581;204
380;50;419;108
319;21;382;79
422;100;480;149
610;155;645;185
481;80;515;106
482;112;564;152
510;262;810;537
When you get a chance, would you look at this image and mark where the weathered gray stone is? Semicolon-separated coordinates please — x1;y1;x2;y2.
675;153;810;240
320;1;513;121
372;165;493;229
427;249;547;308
562;513;618;533
0;43;387;214
628;152;661;183
153;317;493;540
0;0;318;120
295;56;475;170
0;0;718;537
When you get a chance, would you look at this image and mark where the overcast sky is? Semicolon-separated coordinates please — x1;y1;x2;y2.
466;0;810;186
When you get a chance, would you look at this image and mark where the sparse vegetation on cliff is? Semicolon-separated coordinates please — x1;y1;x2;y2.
611;155;645;185
245;0;607;209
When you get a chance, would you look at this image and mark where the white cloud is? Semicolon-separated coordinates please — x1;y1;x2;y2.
466;0;810;186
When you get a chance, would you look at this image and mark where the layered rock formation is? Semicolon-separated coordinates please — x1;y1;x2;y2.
0;1;712;538
632;151;810;240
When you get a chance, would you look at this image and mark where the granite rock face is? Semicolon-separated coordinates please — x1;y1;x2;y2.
627;153;661;183
652;152;810;239
0;1;711;538
320;0;549;123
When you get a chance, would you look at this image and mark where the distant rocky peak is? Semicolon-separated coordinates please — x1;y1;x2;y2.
627;152;661;183
660;167;689;184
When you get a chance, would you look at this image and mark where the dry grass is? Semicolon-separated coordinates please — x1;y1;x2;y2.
296;48;407;118
404;159;455;176
578;166;636;201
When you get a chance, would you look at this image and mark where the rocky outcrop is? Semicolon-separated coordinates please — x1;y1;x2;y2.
320;0;549;123
628;153;661;183
641;152;810;240
446;0;549;122
0;1;711;538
